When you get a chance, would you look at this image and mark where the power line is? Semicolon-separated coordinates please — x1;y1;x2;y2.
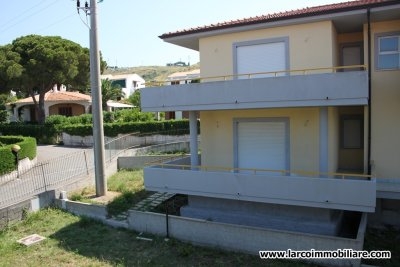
0;0;48;30
35;12;77;34
0;0;59;34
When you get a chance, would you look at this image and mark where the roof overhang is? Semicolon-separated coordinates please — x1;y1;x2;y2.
160;3;400;51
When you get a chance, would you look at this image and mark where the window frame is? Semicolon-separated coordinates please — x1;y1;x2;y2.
375;31;400;71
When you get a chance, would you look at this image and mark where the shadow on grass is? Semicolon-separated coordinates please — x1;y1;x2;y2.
49;216;162;266
49;215;280;267
106;189;151;217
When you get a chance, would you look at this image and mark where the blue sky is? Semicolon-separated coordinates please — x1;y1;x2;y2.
0;0;346;67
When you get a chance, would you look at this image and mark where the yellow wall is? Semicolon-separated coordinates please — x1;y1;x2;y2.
367;20;400;178
199;21;335;78
336;32;364;67
337;32;363;44
200;108;321;172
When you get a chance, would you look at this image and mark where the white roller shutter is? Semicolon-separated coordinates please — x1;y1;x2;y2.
236;41;286;78
237;121;287;174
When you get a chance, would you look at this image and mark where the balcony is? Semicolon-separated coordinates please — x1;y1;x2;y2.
141;66;368;112
144;157;376;213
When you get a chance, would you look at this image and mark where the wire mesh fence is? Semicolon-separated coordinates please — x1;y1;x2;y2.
0;149;94;209
0;132;191;210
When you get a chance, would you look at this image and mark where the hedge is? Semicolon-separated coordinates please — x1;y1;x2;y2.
0;123;58;144
0;119;199;143
62;119;198;137
0;136;37;175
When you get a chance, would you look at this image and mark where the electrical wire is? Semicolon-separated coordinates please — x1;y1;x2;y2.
0;0;48;31
0;0;60;34
36;13;77;34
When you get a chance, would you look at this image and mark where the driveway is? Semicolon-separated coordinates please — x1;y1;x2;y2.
36;145;89;163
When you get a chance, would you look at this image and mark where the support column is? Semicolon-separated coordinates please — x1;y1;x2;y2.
364;106;369;174
13;106;18;122
319;107;328;176
189;111;199;168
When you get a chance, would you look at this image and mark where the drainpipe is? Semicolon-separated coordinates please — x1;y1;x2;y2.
367;8;372;175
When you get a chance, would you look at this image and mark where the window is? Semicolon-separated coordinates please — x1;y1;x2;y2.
233;37;289;79
59;107;72;117
376;33;400;70
112;79;126;88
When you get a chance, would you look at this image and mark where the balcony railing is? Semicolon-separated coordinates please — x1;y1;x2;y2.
145;65;367;87
148;162;373;180
144;158;376;212
141;65;369;112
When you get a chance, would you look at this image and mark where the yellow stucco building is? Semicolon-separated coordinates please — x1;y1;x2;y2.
140;1;400;265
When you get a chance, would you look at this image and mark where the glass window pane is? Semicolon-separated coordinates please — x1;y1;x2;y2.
379;54;399;69
380;37;398;52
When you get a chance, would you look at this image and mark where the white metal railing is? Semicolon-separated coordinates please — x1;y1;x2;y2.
148;161;373;181
145;65;367;87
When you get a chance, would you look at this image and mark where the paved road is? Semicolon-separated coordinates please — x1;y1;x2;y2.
1;145;95;209
37;145;89;163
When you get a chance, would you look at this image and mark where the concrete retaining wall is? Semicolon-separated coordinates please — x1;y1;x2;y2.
117;141;191;169
127;210;367;267
0;199;31;229
51;194;367;267
57;199;107;220
0;191;55;230
0;156;37;185
131;141;191;156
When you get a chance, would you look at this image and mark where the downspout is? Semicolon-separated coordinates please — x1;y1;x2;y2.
367;8;372;175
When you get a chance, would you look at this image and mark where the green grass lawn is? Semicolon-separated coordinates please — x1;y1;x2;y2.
31;169;398;267
0;208;309;267
69;169;151;217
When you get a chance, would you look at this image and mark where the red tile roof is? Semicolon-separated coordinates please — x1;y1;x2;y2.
160;0;397;39
15;91;91;104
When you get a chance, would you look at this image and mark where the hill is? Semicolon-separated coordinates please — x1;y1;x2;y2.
103;63;200;83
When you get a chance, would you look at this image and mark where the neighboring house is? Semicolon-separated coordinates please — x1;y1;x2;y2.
141;0;400;262
101;73;145;98
8;89;91;122
165;69;200;120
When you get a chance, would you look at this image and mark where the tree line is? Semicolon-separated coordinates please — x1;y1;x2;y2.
0;34;108;124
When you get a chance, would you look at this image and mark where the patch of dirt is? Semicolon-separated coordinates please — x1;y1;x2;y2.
88;191;122;204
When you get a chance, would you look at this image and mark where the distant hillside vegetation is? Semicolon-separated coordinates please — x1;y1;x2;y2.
103;63;200;83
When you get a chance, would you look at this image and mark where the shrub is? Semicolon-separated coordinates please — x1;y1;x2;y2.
61;120;193;137
0;136;37;175
61;124;93;137
0;123;58;144
45;115;69;125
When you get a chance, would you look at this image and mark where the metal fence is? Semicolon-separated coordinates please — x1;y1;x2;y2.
0;149;94;209
0;132;190;209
